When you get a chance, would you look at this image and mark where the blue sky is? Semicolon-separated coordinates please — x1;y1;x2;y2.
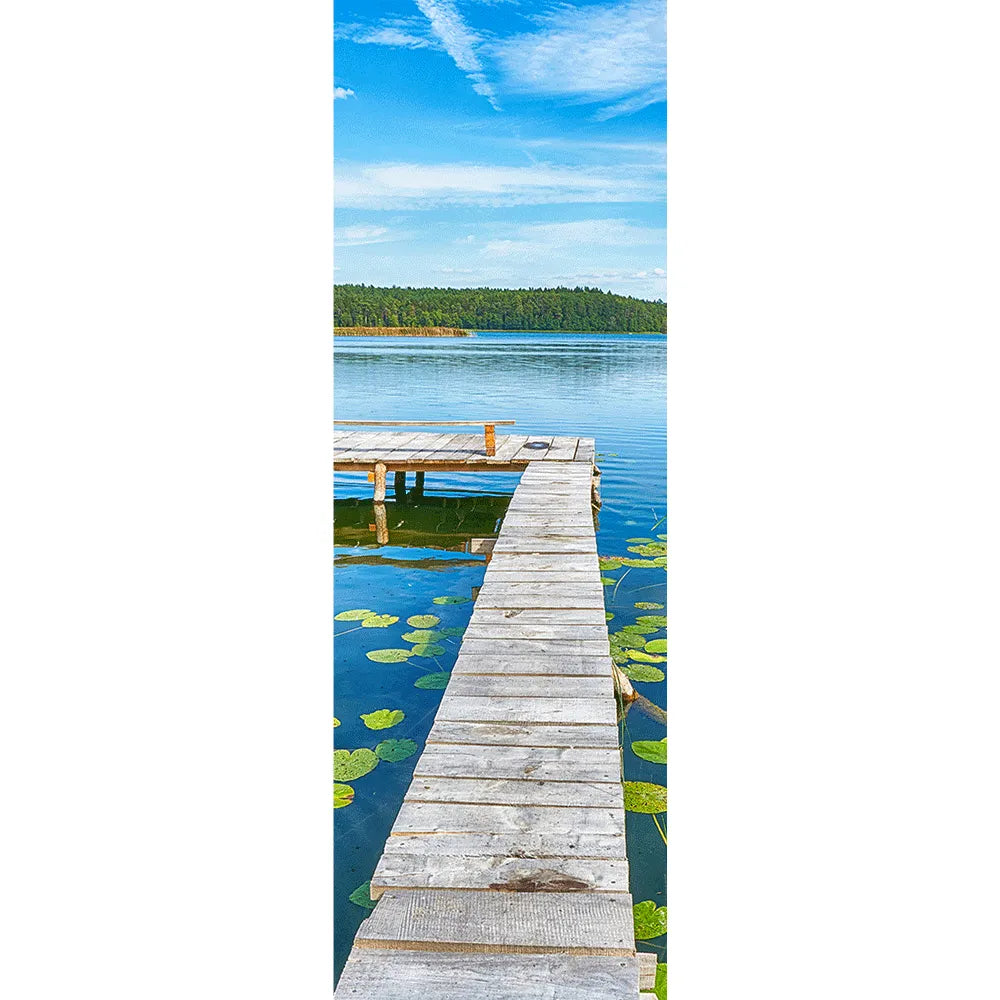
334;0;666;301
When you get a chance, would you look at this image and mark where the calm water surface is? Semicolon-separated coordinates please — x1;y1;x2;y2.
333;332;666;981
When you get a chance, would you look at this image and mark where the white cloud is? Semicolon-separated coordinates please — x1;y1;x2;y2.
491;0;665;118
482;218;664;259
333;87;355;100
337;18;438;50
335;225;398;247
414;0;501;110
335;161;664;209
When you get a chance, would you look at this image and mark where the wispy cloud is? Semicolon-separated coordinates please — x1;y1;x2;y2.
414;0;501;111
491;0;666;119
334;87;355;100
335;225;406;247
482;218;665;258
335;161;664;209
337;17;439;50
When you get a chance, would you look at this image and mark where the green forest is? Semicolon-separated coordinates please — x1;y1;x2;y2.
333;285;667;333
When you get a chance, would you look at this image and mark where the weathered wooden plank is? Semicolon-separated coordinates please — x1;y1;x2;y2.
404;775;623;808
435;696;617;726
413;745;621;782
492;540;598;555
389;801;625;836
334;430;429;461
575;439;596;464
463;624;610;641
354;889;635;954
407;431;468;461
430;432;487;462
458;639;610;656
544;436;582;462
470;608;609;623
372;853;631;895
638;952;658;990
444;674;612;699
334;950;638;1000
382;831;627;860
427;719;620;748
487;554;599;571
486;434;530;464
482;571;600;583
511;437;554;462
452;655;613;677
474;593;606;609
478;582;605;596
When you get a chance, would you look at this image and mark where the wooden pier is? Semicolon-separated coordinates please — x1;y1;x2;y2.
334;429;640;999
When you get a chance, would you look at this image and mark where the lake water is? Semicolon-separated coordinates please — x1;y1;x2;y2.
333;331;667;982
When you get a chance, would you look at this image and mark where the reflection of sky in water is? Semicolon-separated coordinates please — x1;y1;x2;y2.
334;332;666;981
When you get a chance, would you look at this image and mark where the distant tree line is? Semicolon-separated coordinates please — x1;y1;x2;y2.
333;285;667;333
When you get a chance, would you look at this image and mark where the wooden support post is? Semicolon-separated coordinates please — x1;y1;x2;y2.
413;470;425;497
373;462;387;502
591;465;602;508
393;470;406;502
484;423;496;456
373;501;388;545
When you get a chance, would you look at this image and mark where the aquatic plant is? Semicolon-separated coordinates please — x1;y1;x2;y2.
631;738;668;764
374;738;418;762
333;748;379;781
633;900;668;940
623;780;668;814
360;709;405;730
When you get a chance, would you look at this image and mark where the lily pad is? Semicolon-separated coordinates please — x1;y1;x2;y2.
335;608;373;621
645;638;668;653
401;629;445;644
414;671;451;690
611;649;630;665
365;649;412;663
632;737;668;764
654;963;667;1000
623;780;668;814
628;542;668;557
332;717;340;728
622;624;657;635
633;900;668;940
361;614;398;628
627;537;654;543
635;602;665;610
439;626;465;637
653;556;668;567
598;557;623;571
360;709;405;730
600;576;617;585
636;615;668;629
406;614;440;628
656;533;667;541
348;881;378;910
621;663;665;682
333;748;379;781
621;557;660;567
333;782;354;808
375;738;418;762
610;632;647;650
409;643;446;657
433;595;470;605
605;612;614;621
628;650;667;663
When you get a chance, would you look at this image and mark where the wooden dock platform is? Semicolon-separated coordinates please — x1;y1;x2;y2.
335;433;638;998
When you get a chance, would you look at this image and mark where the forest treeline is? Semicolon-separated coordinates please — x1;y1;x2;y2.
333;285;667;333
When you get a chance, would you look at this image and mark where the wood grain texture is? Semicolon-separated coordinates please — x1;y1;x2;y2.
434;696;618;726
403;775;623;808
451;655;614;677
334;950;638;1000
390;801;625;836
413;744;621;782
638;952;658;989
427;719;620;748
382;831;627;860
354;889;635;954
444;674;611;699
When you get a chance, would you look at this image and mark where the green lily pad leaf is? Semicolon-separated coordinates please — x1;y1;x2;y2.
335;608;373;621
333;782;354;808
333;748;379;781
598;557;623;571
605;612;614;621
623;781;668;814
600;576;616;585
348;881;378;910
654;963;667;1000
653;556;668;567
622;624;657;635
406;614;441;628
633;900;668;940
439;626;465;637
611;649;630;665
628;542;668;557
433;595;471;605
627;537;654;543
610;632;647;650
360;709;405;730
656;533;667;541
621;557;659;567
332;717;340;728
632;737;668;764
621;663;666;682
414;671;451;690
374;738;418;762
628;650;667;663
635;602;665;610
645;638;668;653
636;615;668;629
366;648;412;663
401;629;445;644
409;643;446;657
361;614;398;628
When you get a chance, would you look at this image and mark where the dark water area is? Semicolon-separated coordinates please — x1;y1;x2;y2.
333;332;667;982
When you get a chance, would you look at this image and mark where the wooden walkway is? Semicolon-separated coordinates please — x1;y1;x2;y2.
335;436;639;999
